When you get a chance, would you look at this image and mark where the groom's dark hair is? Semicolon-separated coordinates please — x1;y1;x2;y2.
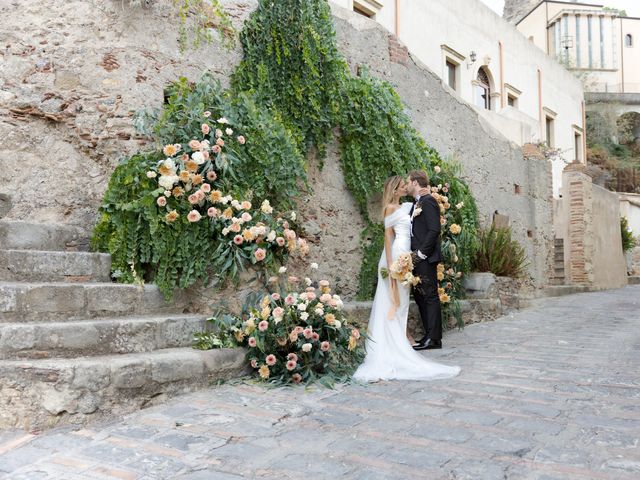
409;170;429;187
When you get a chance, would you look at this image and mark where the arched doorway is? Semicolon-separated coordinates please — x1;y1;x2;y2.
475;67;492;110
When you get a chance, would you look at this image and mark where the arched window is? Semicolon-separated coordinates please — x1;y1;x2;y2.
476;68;491;110
625;34;633;47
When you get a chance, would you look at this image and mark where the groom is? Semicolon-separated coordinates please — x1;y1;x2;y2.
406;170;443;350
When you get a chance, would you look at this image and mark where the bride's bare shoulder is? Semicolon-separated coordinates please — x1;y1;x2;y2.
384;204;400;218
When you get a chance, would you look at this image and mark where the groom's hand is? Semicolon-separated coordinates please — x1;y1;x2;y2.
410;251;422;266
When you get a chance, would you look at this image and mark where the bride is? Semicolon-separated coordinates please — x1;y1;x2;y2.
354;175;460;382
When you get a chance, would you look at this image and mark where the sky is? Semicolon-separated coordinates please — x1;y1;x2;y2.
479;0;640;17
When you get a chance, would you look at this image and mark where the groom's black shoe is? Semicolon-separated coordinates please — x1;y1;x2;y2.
413;338;442;350
412;336;428;348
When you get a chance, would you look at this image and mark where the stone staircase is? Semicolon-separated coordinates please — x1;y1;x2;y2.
0;221;246;431
550;237;565;286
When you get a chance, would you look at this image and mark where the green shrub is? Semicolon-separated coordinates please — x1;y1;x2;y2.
472;225;528;278
621;217;637;252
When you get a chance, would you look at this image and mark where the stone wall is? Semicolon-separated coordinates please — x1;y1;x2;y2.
629;246;640;275
558;167;627;289
332;8;555;290
1;0;555;303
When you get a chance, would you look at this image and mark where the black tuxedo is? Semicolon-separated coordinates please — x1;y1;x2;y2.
410;194;443;341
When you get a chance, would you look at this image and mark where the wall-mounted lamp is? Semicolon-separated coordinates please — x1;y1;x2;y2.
467;51;477;69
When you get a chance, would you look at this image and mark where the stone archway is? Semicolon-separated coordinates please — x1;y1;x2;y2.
474;66;496;111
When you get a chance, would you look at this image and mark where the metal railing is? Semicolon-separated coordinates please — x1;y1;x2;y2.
585;83;640;94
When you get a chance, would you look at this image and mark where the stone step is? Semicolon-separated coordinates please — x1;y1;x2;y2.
0;314;207;359
344;297;504;333
541;285;590;297
0;220;89;252
0;347;248;430
0;282;186;322
0;250;112;282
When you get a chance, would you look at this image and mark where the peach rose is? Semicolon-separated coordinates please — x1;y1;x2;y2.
187;210;201;222
273;306;284;319
254;248;266;262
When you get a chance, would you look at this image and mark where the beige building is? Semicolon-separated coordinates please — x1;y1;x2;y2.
517;1;640;93
330;0;587;197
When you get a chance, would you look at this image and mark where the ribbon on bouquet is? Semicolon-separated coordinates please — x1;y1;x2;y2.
387;278;400;320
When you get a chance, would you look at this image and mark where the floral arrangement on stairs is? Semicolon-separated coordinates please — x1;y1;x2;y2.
195;269;366;385
92;79;308;299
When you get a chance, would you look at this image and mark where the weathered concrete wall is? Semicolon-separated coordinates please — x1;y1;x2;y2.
592;183;628;288
1;0;554;297
332;8;555;289
560;168;627;290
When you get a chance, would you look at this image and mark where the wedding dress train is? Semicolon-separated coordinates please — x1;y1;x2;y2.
353;202;460;382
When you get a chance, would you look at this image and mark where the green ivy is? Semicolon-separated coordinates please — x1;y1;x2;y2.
231;0;347;157
173;0;236;52
621;217;637;252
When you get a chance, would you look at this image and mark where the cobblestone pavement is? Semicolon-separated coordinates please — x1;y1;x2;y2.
1;286;639;479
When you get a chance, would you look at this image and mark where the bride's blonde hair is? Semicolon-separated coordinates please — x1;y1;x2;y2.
381;175;404;217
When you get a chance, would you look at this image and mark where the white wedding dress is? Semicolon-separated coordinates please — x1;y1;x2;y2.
353;202;460;382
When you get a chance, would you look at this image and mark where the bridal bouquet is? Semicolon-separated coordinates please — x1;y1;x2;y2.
386;253;421;287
